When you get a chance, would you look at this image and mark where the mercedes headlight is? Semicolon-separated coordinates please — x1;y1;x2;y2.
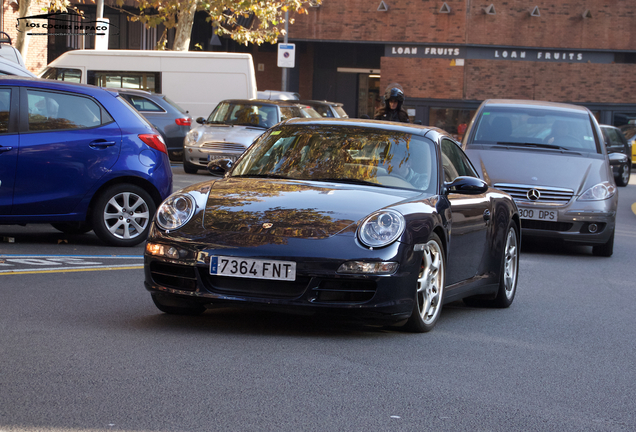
358;209;405;248
156;193;196;230
578;182;617;201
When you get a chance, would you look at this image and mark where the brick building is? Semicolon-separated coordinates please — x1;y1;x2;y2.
4;1;636;132
271;0;636;132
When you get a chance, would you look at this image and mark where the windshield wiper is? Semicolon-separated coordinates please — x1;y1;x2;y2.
312;177;385;187
233;123;267;128
494;142;575;151
232;174;293;179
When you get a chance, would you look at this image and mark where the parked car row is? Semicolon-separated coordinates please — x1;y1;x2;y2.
182;99;323;173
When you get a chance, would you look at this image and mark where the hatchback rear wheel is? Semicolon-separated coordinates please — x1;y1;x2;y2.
91;184;155;247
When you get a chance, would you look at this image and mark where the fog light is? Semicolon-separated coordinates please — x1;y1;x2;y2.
337;261;398;274
588;223;598;233
146;243;182;259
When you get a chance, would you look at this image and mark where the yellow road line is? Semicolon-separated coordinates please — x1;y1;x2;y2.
0;265;143;276
632;202;636;216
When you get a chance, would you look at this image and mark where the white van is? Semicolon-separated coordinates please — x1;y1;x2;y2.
40;49;257;119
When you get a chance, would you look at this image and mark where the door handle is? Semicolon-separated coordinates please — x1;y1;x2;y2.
483;210;491;222
89;140;116;149
0;146;13;153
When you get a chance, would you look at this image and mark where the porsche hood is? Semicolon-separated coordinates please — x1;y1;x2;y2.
202;178;419;239
465;147;611;196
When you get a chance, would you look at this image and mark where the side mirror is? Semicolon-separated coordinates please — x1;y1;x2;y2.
196;117;206;124
207;158;233;176
608;152;628;166
445;176;489;195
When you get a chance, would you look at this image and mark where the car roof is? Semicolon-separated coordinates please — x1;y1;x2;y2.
0;75;116;97
0;57;36;77
221;99;307;106
281;117;451;140
109;88;158;96
298;100;343;107
480;98;590;114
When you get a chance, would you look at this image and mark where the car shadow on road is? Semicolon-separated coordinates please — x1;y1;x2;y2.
520;237;593;256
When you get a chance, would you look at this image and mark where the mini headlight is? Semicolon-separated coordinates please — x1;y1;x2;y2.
184;129;202;146
358;209;405;248
156;193;196;230
578;182;617;201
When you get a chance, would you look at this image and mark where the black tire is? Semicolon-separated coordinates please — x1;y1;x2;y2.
183;160;199;174
492;222;520;308
464;222;520;308
616;163;630;187
51;222;93;235
592;229;614;257
91;184;156;247
402;233;445;333
151;293;206;315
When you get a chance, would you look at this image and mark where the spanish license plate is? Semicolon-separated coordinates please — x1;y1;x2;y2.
518;207;558;221
208;155;236;162
210;256;296;281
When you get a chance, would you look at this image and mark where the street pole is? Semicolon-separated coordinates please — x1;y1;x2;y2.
95;0;104;49
281;11;288;92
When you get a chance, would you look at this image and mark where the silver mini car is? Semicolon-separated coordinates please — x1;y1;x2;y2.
183;99;320;174
462;99;617;257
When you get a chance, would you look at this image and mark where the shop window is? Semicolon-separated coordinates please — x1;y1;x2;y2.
429;107;476;140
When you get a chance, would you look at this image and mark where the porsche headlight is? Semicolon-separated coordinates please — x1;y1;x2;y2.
156;193;196;230
578;182;617;201
358;209;405;248
184;129;202;146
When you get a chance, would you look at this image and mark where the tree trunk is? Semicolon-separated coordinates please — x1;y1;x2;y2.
15;0;33;60
172;0;198;51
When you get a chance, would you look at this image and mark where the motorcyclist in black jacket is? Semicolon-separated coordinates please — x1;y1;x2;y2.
374;85;410;123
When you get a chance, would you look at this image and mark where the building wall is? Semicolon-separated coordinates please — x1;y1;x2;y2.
2;0;50;73
291;1;636;50
382;57;636;105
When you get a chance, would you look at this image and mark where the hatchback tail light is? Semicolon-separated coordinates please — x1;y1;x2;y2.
139;133;168;155
175;117;192;126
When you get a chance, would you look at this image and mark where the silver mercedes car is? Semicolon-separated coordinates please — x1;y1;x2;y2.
462;99;617;257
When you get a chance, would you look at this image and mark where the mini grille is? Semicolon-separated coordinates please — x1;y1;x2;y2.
201;142;246;152
494;183;574;205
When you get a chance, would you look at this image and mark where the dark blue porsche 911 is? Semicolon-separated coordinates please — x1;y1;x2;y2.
144;118;520;332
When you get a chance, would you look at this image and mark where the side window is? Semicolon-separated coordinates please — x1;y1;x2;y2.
0;88;10;134
27;89;103;132
127;95;164;112
40;68;82;83
441;139;478;182
280;107;302;121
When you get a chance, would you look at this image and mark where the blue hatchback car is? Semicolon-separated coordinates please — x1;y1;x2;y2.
0;76;172;246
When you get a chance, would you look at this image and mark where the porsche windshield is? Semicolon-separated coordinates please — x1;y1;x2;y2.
470;107;600;153
232;125;437;192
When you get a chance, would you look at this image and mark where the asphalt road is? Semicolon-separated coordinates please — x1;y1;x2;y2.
1;165;635;431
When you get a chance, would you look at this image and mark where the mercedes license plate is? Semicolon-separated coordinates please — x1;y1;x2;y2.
210;256;296;281
518;208;558;221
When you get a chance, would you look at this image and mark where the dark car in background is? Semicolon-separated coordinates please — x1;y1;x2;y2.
145;118;520;332
462;99;617;256
114;89;191;161
618;124;636;167
0;76;172;246
298;100;348;118
182;99;320;174
600;124;631;186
